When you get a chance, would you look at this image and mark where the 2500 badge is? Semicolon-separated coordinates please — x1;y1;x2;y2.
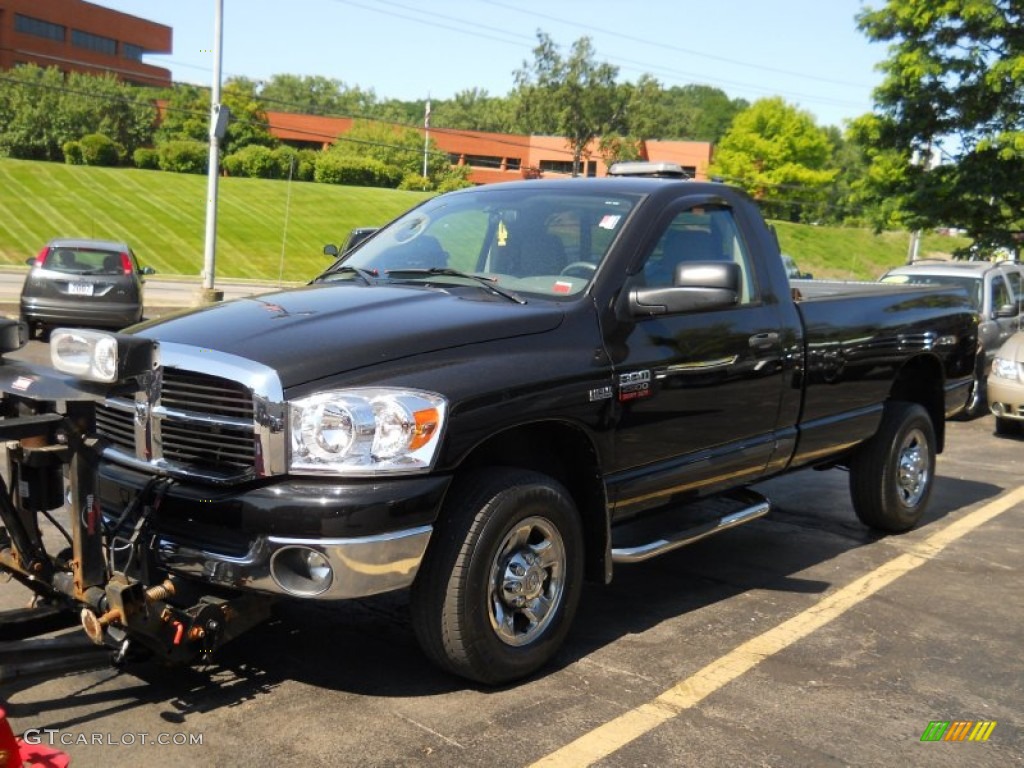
618;370;652;401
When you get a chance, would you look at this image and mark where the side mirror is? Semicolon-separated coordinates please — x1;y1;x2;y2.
630;261;741;316
24;257;36;267
140;266;156;275
995;303;1019;318
323;244;339;258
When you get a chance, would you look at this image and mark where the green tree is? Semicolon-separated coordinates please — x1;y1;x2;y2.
858;0;1024;252
328;119;448;186
667;85;748;143
710;97;837;222
258;74;381;117
0;64;155;161
154;83;209;144
514;32;624;176
221;77;277;154
432;88;517;133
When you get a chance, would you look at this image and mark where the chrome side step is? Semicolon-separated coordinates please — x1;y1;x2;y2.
610;491;770;564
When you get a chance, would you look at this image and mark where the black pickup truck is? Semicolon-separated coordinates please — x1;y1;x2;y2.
0;172;978;685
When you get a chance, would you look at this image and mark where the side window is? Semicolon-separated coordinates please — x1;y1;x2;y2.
642;206;757;304
991;275;1013;312
1004;270;1023;305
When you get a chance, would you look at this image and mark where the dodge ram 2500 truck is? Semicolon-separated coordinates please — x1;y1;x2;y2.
0;171;978;685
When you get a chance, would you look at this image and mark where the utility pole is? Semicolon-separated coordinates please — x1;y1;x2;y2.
200;0;226;304
906;144;932;265
422;95;430;181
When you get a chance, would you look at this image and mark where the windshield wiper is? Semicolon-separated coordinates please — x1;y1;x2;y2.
385;268;526;304
316;265;378;285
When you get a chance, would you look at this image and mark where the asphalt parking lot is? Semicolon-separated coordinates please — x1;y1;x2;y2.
0;335;1021;766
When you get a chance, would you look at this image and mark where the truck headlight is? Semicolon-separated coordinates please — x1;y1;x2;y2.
50;329;156;383
991;356;1021;381
289;388;446;475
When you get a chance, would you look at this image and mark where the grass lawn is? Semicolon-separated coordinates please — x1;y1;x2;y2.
0;158;431;281
0;158;970;282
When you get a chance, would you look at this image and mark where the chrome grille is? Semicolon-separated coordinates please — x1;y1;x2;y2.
95;404;134;453
95;366;259;481
160;369;254;419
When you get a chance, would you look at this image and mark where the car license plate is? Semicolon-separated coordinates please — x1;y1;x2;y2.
68;282;93;296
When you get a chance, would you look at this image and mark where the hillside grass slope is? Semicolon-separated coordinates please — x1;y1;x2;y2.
0;159;969;282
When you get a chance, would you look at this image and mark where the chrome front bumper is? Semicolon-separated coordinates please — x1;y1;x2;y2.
154;525;433;600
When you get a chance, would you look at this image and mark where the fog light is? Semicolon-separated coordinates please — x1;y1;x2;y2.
992;402;1006;416
270;546;333;596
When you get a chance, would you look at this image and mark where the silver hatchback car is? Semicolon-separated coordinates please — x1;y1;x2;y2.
20;238;155;338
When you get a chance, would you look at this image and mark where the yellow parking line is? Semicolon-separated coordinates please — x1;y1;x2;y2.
531;485;1024;768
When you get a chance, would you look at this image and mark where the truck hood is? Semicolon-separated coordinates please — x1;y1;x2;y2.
132;283;565;388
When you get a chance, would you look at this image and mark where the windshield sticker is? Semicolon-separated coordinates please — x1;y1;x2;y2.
11;376;34;392
599;215;621;230
553;281;573;294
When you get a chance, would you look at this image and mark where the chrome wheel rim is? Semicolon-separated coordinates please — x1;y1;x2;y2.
896;427;930;507
487;516;566;647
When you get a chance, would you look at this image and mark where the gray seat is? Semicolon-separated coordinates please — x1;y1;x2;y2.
491;228;566;276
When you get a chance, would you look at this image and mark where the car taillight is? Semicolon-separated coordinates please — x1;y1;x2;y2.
119;252;132;275
33;246;48;268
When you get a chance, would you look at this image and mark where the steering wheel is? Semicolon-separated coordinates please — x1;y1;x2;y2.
560;261;597;279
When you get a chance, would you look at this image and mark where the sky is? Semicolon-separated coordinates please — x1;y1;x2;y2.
93;0;890;130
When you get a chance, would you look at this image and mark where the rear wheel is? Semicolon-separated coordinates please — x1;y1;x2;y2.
849;401;936;532
411;467;583;685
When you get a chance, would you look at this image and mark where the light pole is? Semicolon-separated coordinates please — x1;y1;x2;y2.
200;0;226;304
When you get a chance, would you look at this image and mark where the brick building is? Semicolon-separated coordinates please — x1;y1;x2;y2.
0;0;171;86
266;110;714;184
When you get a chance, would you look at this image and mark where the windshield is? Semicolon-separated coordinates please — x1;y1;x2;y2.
881;273;982;310
317;185;641;298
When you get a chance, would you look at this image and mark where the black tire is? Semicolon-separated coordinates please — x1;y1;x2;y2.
849;401;936;533
994;417;1021;437
410;467;583;685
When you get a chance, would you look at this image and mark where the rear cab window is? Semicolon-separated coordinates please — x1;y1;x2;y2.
44;247;129;275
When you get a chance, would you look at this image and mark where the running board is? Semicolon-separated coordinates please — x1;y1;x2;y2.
611;490;770;564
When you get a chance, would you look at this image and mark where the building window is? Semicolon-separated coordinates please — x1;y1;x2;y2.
506;158;522;171
15;14;66;43
122;43;145;61
463;154;504;170
539;160;575;175
71;29;117;56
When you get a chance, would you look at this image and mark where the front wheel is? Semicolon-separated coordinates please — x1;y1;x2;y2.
411;467;583;685
849;401;936;532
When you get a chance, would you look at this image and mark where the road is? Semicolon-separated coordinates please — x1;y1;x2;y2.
0;268;296;309
0;360;1021;766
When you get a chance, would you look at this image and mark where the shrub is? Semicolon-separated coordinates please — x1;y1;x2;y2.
436;165;475;192
133;147;160;170
271;146;298;179
62;140;84;165
295;149;318;181
313;154;402;188
223;144;277;178
158;140;208;174
79;133;123;166
398;172;433;191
